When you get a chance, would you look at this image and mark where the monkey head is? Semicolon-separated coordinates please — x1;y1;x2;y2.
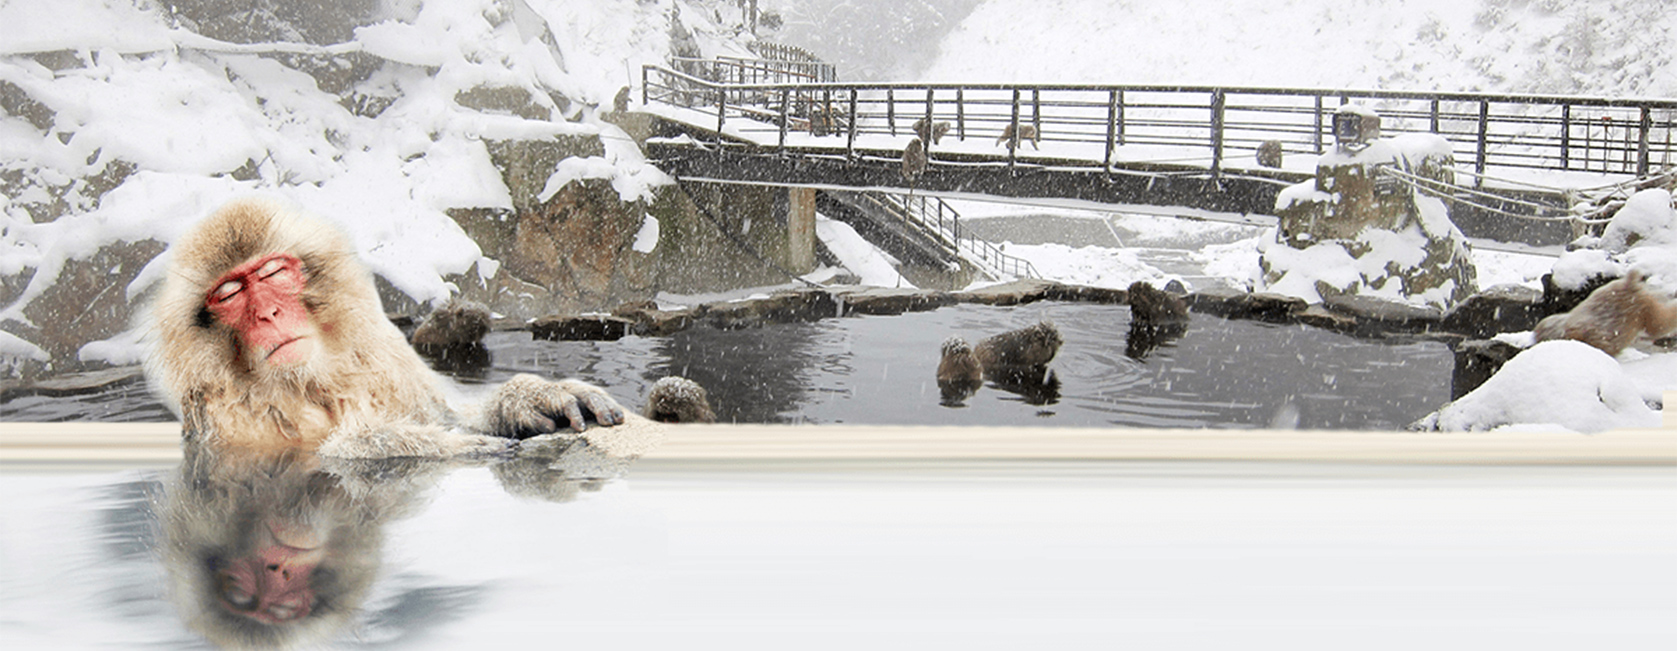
161;448;385;649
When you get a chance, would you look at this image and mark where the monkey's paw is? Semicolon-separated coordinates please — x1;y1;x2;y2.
486;374;628;438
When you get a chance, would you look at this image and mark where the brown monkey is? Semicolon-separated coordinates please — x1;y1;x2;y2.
1127;280;1189;326
146;198;628;458
996;123;1040;150
612;85;632;114
410;299;491;349
1256;140;1284;168
1533;269;1677;356
902;137;928;182
936;336;985;403
912;118;951;146
159;447;418;648
938;322;1063;405
642;375;717;423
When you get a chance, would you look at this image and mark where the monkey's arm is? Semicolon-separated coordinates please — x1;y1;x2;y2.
472;374;628;439
316;422;513;459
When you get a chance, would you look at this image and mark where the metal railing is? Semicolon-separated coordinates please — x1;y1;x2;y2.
842;191;1039;280
642;65;1677;179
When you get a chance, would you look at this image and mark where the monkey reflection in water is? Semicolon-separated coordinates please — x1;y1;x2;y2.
146;197;634;459
1124;280;1190;360
937;321;1063;406
160;436;624;648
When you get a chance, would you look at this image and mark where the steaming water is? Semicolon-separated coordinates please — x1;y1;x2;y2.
5;302;1453;430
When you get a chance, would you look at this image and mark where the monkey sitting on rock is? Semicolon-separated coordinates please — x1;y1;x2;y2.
1533;269;1677;356
937;321;1062;403
146;198;636;459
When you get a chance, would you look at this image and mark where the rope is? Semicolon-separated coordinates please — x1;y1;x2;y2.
1373;166;1606;223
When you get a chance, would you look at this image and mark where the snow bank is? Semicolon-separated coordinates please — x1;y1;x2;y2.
1413;340;1662;433
815;215;912;288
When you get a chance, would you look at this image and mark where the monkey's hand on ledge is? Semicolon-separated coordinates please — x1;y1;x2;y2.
316;423;514;459
480;374;628;439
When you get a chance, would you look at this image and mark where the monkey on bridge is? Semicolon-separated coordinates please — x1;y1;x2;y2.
146;198;630;459
996;122;1040;150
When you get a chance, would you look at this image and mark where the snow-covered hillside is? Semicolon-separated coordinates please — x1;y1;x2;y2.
1;0;762;369
920;0;1676;96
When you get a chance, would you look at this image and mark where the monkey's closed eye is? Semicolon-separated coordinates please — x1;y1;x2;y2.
212;280;243;303
257;258;286;279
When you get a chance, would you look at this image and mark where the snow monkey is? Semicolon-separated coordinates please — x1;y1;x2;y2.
409;298;491;349
146;197;628;458
1126;280;1189;327
642;375;717;423
995;122;1040;150
912;117;951;146
937;321;1063;401
902;137;928;181
1532;269;1677;356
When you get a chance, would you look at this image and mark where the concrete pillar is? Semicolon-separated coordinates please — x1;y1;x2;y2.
786;186;817;273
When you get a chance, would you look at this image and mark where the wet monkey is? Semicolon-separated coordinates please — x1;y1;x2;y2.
643;375;717;423
147;198;627;458
1533;269;1677;356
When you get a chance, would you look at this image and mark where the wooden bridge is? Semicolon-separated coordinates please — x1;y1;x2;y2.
637;60;1677;255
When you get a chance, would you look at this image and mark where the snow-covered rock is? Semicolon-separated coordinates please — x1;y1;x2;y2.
1411;340;1663;433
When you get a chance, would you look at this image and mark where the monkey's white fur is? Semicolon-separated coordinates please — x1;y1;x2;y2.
146;198;626;458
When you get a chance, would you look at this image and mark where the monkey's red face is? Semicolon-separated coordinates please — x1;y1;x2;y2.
215;520;325;624
205;253;316;367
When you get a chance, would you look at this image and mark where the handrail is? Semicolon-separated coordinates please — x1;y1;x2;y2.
642;64;1677;179
842;191;1040;280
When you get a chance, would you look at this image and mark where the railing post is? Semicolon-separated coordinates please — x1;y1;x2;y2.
1117;89;1125;145
1031;88;1041;136
956;89;967;141
887;89;896;136
1008;88;1020;171
717;81;726;135
778;88;789;153
846;88;858;161
1313;95;1324;153
1561;104;1572;170
1210;89;1225;181
641;66;649;106
1476;99;1489;187
1430;98;1439;133
1638;105;1652;176
924;88;935;139
1104;89;1117;172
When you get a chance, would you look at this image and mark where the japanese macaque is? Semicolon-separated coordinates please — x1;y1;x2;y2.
937;321;1063;404
146;198;628;458
1532;269;1677;356
1127;281;1189;326
1256;140;1284;168
410;299;491;349
1125;281;1190;360
902;137;928;182
612;85;632;114
159;448;415;649
996;122;1040;150
912;118;951;146
642;375;717;423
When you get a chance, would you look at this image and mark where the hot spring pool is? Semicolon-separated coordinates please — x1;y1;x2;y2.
3;301;1457;430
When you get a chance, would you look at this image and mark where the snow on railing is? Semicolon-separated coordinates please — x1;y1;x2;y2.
641;64;1677;179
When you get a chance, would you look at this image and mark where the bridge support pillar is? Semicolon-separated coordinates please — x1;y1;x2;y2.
786;187;817;274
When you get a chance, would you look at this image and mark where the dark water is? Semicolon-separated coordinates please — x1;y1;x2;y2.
5;302;1454;430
